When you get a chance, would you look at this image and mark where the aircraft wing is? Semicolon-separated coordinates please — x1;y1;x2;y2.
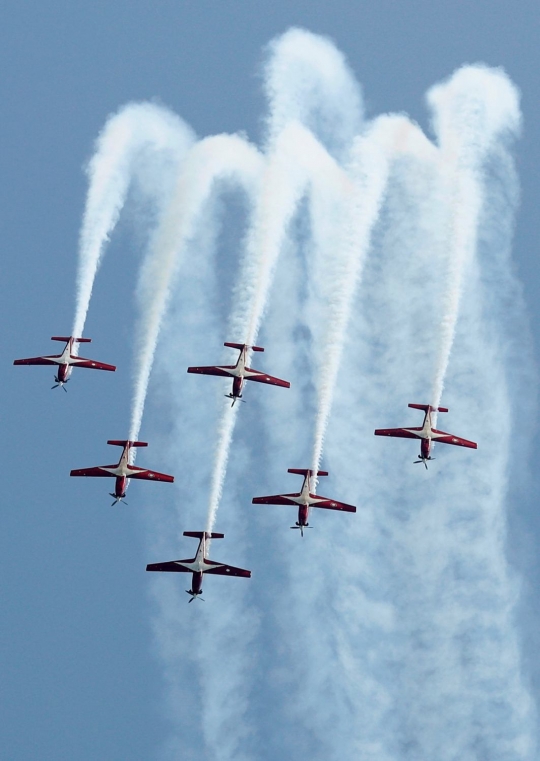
432;430;478;449
252;493;300;506
127;466;174;483
244;369;290;388
70;466;115;478
374;427;422;439
13;354;60;366
311;496;356;513
187;365;235;378
146;560;191;573
72;356;116;371
204;560;251;578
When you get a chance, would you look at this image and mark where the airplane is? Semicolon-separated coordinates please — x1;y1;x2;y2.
146;531;251;602
70;440;174;505
13;336;116;391
252;468;356;536
374;403;478;468
187;342;290;406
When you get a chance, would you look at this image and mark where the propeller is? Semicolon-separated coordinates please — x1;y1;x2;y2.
51;377;69;392
226;393;245;407
413;457;432;470
291;524;312;537
109;493;128;506
186;590;204;602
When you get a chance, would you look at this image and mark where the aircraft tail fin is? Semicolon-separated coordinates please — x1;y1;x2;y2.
408;403;448;413
51;336;92;343
224;342;264;352
107;440;148;448
183;531;225;540
287;468;328;477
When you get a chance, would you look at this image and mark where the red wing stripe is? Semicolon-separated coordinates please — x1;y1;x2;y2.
70;466;114;478
146;561;191;573
13;356;59;365
374;428;421;439
187;366;235;377
73;357;116;371
245;371;290;388
432;433;478;449
204;564;251;578
252;495;299;505
312;498;356;513
127;468;174;483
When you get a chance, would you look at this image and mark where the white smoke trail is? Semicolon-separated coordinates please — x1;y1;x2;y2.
147;29;368;760
128;134;264;444
205;121;350;536
72;102;193;342
310;115;437;478
429;66;521;411
264;27;362;154
205;403;240;534
205;31;364;534
205;123;323;536
139;29;535;761
256;63;535;761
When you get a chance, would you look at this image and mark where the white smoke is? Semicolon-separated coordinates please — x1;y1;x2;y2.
428;66;521;413
264;27;363;154
72;102;193;343
125;31;536;761
128;134;264;444
255;62;534;761
205;121;349;538
310;115;437;480
206;32;364;532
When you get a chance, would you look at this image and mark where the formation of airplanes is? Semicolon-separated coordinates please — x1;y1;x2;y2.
14;335;478;601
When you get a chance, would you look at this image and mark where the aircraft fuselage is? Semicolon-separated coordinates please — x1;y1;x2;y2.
403;408;437;461
190;571;204;596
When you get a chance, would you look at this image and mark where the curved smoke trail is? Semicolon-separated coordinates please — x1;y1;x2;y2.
258;63;534;761
141;30;534;761
206;121;351;535
264;27;363;154
310;115;437;479
429;66;521;412
205;27;363;535
128;134;264;445
72;102;193;342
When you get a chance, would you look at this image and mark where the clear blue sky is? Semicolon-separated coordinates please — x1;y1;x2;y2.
1;2;539;760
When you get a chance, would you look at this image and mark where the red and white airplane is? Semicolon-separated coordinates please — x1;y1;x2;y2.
374;403;478;468
187;342;290;406
146;531;251;602
70;440;174;504
13;336;116;391
252;468;356;536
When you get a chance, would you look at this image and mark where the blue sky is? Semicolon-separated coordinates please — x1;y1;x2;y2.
1;3;540;760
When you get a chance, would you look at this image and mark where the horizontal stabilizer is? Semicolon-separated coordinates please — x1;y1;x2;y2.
107;440;148;448
408;403;448;413
224;342;264;352
51;336;92;343
183;531;225;539
288;468;328;477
